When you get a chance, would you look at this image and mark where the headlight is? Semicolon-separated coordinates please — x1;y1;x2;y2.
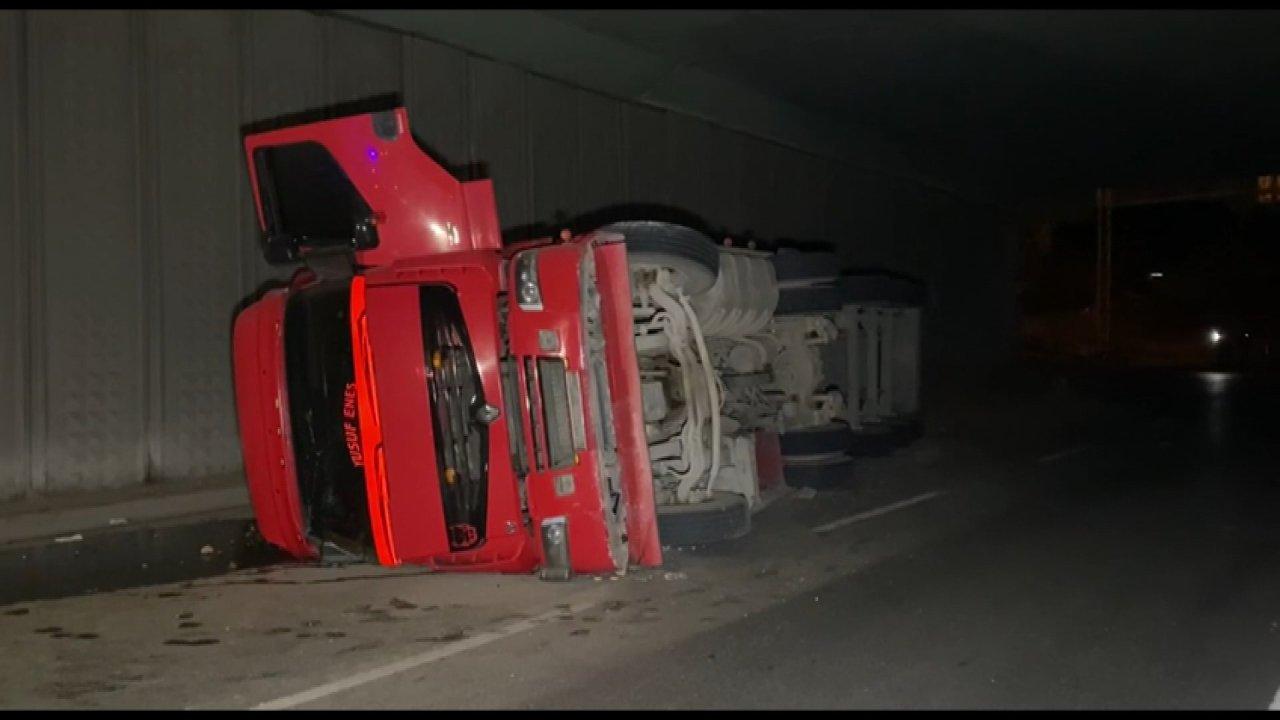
514;251;543;310
1208;328;1223;345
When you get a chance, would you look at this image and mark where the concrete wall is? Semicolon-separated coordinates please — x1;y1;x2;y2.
0;9;1012;500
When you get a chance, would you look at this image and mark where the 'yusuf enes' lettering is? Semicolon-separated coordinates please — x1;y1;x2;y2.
342;382;363;467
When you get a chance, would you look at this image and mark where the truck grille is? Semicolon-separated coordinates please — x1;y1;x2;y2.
419;286;489;550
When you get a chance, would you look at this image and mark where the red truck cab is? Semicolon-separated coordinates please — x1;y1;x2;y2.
232;108;660;577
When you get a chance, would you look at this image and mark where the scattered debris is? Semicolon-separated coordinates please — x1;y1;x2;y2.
415;630;467;643
4;608;30;616
663;571;687;581
389;597;417;610
54;533;83;544
199;545;216;556
337;640;383;654
794;487;818;500
108;517;128;526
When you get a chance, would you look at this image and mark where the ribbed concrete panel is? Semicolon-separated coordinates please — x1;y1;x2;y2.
242;10;323;289
30;11;144;491
827;167;895;270
323;16;401;108
244;11;323;133
793;155;830;241
701;124;746;237
0;11;25;499
770;148;801;240
148;11;243;482
402;36;470;174
773;150;815;241
528;74;580;230
888;179;929;277
824;168;861;265
623;103;670;207
470;58;530;234
576;90;624;223
0;10;1012;502
741;137;782;240
665;113;713;228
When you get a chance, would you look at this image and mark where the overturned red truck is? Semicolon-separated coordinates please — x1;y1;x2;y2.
232;108;661;579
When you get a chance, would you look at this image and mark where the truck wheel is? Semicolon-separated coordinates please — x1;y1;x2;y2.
784;455;855;490
889;416;924;448
600;221;721;296
779;422;854;457
656;492;751;547
772;249;840;286
775;285;844;316
840;274;926;307
847;423;901;457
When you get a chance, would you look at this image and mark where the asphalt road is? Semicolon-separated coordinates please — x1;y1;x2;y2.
6;368;1280;709
527;373;1280;709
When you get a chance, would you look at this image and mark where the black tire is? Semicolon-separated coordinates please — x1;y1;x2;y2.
840;274;926;307
848;417;925;457
847;420;908;457
599;221;721;296
773;250;840;285
775;284;843;316
784;456;855;490
888;416;925;448
779;422;854;457
656;491;751;547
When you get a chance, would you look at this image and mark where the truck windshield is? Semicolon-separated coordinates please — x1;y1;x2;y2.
283;280;375;560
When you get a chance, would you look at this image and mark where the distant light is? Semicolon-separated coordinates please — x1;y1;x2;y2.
1208;328;1223;344
1148;271;1164;279
1199;371;1236;395
366;147;378;163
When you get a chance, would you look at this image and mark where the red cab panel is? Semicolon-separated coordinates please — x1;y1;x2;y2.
243;108;501;267
358;254;537;573
231;289;316;561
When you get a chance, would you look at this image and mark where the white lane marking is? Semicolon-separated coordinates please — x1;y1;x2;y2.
1269;682;1280;710
252;596;600;710
1037;444;1090;465
811;491;945;535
